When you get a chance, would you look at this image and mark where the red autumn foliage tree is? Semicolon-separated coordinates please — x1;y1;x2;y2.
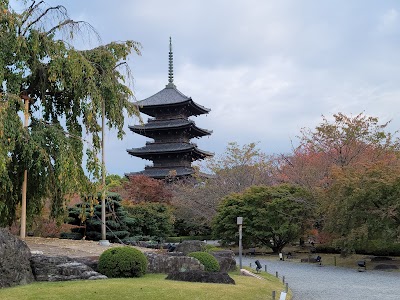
276;112;400;190
122;175;172;204
275;113;400;247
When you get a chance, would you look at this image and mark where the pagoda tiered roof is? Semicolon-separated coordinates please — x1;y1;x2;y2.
126;166;195;179
127;142;212;160
138;86;210;117
129;119;212;138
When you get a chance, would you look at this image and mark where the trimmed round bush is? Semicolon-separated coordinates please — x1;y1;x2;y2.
98;246;147;278
188;251;220;272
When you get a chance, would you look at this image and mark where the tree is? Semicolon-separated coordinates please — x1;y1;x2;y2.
275;113;400;248
296;112;398;168
276;113;399;202
205;142;274;193
122;175;172;204
66;192;133;242
0;1;141;226
123;202;174;239
322;161;400;250
212;184;312;253
171;142;274;229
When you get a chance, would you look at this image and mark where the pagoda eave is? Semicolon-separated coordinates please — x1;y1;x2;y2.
126;166;195;179
129;124;212;138
140;100;210;117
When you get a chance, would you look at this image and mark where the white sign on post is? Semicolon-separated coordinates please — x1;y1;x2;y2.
279;291;287;300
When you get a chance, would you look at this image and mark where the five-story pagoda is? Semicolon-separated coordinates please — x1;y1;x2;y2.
126;38;213;179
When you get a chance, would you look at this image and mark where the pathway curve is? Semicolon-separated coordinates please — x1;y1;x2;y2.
237;256;399;300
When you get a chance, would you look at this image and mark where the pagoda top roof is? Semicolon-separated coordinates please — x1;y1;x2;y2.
137;38;210;116
138;86;210;113
129;119;212;136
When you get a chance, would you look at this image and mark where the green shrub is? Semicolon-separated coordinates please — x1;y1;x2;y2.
315;244;340;254
188;251;220;272
354;241;400;256
316;241;400;256
98;247;147;278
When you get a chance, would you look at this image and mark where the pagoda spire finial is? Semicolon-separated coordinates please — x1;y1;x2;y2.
166;36;176;88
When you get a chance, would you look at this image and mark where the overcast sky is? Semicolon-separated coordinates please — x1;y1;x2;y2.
14;0;400;176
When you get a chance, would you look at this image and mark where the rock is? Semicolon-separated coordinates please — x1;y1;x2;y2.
210;250;236;272
145;252;204;273
0;228;34;288
30;254;107;281
74;256;99;272
174;240;206;255
166;270;235;284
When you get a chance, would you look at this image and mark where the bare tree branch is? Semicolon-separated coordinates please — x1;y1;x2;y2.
21;1;44;26
22;5;66;36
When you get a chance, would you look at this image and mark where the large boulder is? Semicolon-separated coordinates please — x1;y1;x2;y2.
0;228;34;288
174;240;206;255
74;256;99;272
145;252;204;273
166;270;235;284
210;250;236;272
30;254;107;281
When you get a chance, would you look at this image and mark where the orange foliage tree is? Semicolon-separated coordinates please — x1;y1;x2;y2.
275;113;400;247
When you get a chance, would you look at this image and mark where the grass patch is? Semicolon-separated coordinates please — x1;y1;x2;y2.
0;273;291;300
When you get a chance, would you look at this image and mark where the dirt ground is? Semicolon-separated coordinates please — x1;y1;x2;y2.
24;237;154;258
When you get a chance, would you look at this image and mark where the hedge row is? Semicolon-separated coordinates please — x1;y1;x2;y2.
165;236;212;243
316;242;400;256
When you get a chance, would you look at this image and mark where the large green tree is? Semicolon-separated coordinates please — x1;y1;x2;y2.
0;0;141;226
212;184;312;253
323;162;400;250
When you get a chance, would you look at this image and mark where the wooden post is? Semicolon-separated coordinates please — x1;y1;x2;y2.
265;265;267;272
100;98;107;243
20;97;29;239
272;291;276;300
282;275;285;284
285;283;288;293
275;271;278;278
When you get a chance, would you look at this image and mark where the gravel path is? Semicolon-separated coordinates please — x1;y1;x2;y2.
237;256;400;300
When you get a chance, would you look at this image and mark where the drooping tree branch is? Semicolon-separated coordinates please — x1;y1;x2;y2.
46;19;94;37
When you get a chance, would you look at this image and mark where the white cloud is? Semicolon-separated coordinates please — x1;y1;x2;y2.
378;8;399;33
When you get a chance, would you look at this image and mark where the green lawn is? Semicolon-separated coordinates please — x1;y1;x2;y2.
0;273;291;300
